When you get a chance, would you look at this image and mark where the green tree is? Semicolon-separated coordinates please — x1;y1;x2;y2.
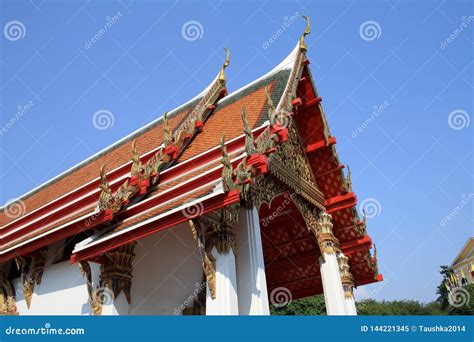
356;299;445;315
270;294;326;315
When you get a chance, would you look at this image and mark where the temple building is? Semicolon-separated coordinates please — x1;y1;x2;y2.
0;18;381;316
450;238;473;286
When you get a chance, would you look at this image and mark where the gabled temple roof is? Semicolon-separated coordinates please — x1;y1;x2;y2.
1;18;382;296
451;238;474;266
0;46;294;256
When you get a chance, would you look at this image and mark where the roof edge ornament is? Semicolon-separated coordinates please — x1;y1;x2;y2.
98;164;113;212
172;48;230;143
218;47;231;82
162;112;172;146
299;15;311;51
220;136;235;192
265;85;277;124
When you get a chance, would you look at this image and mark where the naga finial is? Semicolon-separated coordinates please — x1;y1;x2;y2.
98;164;113;211
265;85;276;124
299;16;311;51
241;108;256;155
220;135;234;192
99;165;110;192
162;112;172;145
219;48;230;82
345;165;353;192
131;140;142;176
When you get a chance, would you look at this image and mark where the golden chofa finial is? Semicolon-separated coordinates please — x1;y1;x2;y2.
299;16;311;51
218;47;230;82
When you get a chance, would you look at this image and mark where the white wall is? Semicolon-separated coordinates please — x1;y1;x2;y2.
14;256;100;315
10;223;206;315
129;222;203;315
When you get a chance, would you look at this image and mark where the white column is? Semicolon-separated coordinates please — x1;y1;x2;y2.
206;247;239;315
345;293;357;315
319;253;347;315
337;252;357;315
100;291;130;315
235;206;270;315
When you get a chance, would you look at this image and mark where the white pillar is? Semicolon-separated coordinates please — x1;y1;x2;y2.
319;253;347;315
235;206;270;315
206;247;239;315
345;294;357;315
100;291;130;315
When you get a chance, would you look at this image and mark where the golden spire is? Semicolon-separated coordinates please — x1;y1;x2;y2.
299;16;311;51
218;48;230;82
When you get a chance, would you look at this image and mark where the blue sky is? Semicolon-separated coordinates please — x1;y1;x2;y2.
0;0;472;303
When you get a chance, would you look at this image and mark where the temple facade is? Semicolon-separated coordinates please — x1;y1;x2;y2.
0;18;382;316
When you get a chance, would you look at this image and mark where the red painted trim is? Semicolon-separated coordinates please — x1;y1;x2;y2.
0;211;111;264
325;192;357;213
70;189;240;263
305;136;336;154
291;97;303;106
2;125;267;242
314;164;344;179
356;273;383;286
0;92;243;236
303;97;322;108
340;235;372;254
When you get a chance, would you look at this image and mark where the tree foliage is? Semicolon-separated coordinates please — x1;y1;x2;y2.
356;299;445;315
270;265;473;315
270;295;326;315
